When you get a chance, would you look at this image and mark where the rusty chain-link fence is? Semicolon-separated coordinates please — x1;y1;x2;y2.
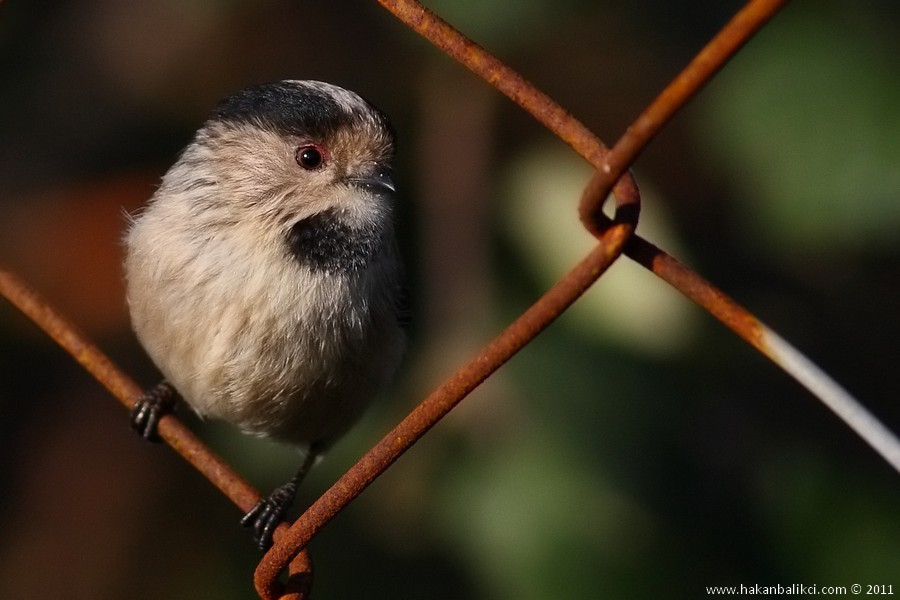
1;0;898;598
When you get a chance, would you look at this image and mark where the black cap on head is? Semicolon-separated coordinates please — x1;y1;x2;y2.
212;80;390;143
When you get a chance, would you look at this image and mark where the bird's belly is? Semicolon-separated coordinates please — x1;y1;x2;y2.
133;266;402;447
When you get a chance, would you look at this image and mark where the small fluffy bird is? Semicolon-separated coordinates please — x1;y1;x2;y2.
125;80;406;549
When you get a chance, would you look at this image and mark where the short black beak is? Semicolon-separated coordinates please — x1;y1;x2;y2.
348;164;395;196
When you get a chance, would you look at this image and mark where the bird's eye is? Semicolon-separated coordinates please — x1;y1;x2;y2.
295;145;326;170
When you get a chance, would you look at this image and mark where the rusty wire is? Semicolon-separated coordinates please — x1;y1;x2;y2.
252;0;815;597
1;0;896;598
0;265;314;591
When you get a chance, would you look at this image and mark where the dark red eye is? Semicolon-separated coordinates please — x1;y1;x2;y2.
295;145;325;170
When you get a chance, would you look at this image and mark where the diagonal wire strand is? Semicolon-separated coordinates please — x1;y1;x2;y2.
571;0;900;476
623;237;900;474
0;264;315;594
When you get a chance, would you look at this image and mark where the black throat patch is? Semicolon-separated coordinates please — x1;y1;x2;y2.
287;208;385;274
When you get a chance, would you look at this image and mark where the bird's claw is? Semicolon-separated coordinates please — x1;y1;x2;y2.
130;380;177;442
241;483;298;550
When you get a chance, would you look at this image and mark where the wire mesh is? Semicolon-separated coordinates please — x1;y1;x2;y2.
0;1;896;598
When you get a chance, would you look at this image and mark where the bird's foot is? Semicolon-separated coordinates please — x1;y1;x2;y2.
241;481;299;550
130;380;178;442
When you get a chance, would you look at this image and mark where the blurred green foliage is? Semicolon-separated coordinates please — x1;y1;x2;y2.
698;5;900;254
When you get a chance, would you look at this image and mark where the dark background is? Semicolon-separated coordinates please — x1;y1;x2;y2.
1;1;898;598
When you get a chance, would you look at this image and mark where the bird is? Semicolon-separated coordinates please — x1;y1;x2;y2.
124;80;407;549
